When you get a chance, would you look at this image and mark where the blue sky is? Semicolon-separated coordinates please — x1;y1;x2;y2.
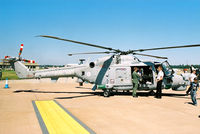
0;0;200;65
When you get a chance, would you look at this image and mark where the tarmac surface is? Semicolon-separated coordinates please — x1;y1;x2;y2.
0;78;200;134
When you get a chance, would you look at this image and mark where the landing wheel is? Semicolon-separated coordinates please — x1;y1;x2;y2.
79;82;83;86
149;90;155;96
103;89;110;97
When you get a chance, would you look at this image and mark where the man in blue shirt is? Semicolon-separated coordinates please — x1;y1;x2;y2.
190;77;199;106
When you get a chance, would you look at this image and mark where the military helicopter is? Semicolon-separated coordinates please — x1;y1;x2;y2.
3;35;200;97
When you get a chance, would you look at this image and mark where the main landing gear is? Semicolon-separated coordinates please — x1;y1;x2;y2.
103;89;111;97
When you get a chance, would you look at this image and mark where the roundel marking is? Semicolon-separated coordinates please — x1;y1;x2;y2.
87;72;91;77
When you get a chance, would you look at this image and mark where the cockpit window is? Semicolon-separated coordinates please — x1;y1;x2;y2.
162;61;174;76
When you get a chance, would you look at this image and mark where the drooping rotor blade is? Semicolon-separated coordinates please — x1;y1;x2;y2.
19;44;24;57
38;35;120;52
131;44;200;52
133;53;168;59
68;51;113;56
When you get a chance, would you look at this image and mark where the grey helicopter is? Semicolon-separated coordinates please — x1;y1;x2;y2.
3;35;200;97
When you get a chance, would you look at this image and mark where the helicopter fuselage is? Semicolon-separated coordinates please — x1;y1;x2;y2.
71;55;188;92
13;55;188;95
6;52;189;97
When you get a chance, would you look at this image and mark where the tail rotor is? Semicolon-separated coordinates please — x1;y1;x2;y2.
2;44;36;64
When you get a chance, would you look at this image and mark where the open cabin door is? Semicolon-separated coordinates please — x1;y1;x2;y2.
131;64;156;90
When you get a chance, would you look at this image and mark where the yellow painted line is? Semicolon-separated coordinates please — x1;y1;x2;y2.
34;100;92;134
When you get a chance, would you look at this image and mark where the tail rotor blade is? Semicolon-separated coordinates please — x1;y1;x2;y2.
23;59;35;63
23;59;29;62
30;60;35;63
19;44;24;57
5;56;11;59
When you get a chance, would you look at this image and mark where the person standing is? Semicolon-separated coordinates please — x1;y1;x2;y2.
186;70;197;95
0;68;2;80
155;66;164;99
190;77;199;106
132;67;140;98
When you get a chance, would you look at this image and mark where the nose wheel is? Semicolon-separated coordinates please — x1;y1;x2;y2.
79;82;83;86
103;89;111;97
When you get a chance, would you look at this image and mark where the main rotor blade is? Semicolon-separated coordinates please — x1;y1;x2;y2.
38;35;120;52
133;53;168;59
68;51;113;56
132;44;200;52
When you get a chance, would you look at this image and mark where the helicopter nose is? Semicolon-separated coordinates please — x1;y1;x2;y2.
171;74;188;91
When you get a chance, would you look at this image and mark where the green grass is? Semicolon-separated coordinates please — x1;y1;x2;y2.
1;70;19;80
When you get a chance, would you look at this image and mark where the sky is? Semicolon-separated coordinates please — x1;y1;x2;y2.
0;0;200;65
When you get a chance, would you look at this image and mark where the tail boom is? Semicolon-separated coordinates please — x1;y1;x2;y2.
13;61;77;79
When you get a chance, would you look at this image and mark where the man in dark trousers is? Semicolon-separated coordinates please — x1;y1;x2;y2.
132;67;140;97
155;66;164;99
190;77;199;106
186;69;197;95
0;69;2;80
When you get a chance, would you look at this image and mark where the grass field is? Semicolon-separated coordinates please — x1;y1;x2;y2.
1;70;19;80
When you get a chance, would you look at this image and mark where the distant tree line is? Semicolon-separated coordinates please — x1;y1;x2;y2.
170;65;200;69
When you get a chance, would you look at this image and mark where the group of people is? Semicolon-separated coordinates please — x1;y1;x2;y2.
132;66;199;104
132;65;164;99
186;69;199;106
132;66;200;118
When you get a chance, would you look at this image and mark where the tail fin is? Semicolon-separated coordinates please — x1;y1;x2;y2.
13;61;34;79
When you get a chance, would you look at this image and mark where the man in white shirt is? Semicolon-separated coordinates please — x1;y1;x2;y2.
186;70;197;95
155;66;164;99
190;70;197;82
